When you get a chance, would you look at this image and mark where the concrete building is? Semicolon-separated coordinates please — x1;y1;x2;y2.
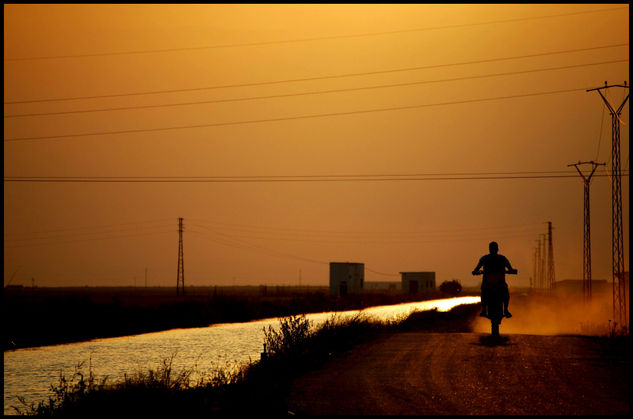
401;272;436;294
330;262;364;297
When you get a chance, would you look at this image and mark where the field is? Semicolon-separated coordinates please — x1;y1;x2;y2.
4;285;475;351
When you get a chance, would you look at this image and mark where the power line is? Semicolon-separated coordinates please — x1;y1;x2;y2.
5;58;627;118
0;170;602;181
189;228;446;277
4;6;625;62
4;223;172;242
363;268;398;277
187;224;540;277
3;229;173;248
3;173;627;183
192;230;543;244
188;224;543;245
595;100;607;160
188;218;545;235
189;229;330;266
2;170;582;181
3;86;603;143
188;219;544;238
3;217;173;238
4;43;627;105
4;226;173;243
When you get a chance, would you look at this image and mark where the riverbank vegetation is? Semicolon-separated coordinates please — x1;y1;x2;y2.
11;303;481;416
4;285;477;350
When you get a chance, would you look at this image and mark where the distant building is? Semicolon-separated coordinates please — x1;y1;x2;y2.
330;262;364;297
364;281;401;291
401;272;435;294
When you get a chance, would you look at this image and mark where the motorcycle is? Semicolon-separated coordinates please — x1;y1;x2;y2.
472;268;517;337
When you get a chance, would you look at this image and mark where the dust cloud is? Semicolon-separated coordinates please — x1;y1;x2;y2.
472;288;621;336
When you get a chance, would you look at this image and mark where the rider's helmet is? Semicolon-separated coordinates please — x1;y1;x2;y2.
489;241;499;254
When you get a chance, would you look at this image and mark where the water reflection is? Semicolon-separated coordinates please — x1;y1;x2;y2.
4;296;478;414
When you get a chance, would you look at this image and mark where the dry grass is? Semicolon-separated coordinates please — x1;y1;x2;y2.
12;307;439;416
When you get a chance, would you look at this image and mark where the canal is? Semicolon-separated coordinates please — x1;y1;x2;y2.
4;296;479;414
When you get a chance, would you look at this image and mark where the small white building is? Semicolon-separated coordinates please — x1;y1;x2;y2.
330;262;364;297
401;272;436;294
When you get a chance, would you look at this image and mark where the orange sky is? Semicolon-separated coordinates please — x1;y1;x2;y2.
3;4;629;288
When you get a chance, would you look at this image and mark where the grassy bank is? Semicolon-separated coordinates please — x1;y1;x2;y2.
4;286;474;350
11;303;481;416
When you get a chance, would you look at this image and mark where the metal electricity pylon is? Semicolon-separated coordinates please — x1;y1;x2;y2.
534;239;540;288
587;81;629;330
546;221;555;289
535;235;546;289
540;234;547;289
176;217;185;297
568;161;605;302
532;245;537;289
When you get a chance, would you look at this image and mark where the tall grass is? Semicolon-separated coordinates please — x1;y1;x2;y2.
260;312;389;371
12;304;479;416
12;353;248;416
262;314;312;356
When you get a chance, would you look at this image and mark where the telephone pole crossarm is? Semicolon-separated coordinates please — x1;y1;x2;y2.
586;84;629;92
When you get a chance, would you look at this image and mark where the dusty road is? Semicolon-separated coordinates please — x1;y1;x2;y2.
286;332;629;415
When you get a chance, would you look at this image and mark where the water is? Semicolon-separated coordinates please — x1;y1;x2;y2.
3;296;479;414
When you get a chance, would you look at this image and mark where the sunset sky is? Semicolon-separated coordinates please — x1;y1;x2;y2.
4;4;629;288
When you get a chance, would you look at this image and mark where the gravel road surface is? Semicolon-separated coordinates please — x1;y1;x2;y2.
286;332;629;415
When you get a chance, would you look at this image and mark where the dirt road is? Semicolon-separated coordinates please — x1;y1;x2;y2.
285;332;629;415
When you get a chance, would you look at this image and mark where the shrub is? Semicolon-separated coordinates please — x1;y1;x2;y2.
262;314;312;357
439;280;462;295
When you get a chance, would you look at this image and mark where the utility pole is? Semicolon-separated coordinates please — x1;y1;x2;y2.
568;161;605;302
540;234;547;289
587;81;629;330
547;221;555;290
532;246;537;289
535;237;542;289
176;217;185;297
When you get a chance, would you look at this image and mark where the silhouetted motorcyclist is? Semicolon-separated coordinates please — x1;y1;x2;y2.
472;241;514;318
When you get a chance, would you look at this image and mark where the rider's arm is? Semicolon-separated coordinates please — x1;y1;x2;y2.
503;256;513;270
472;257;484;274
